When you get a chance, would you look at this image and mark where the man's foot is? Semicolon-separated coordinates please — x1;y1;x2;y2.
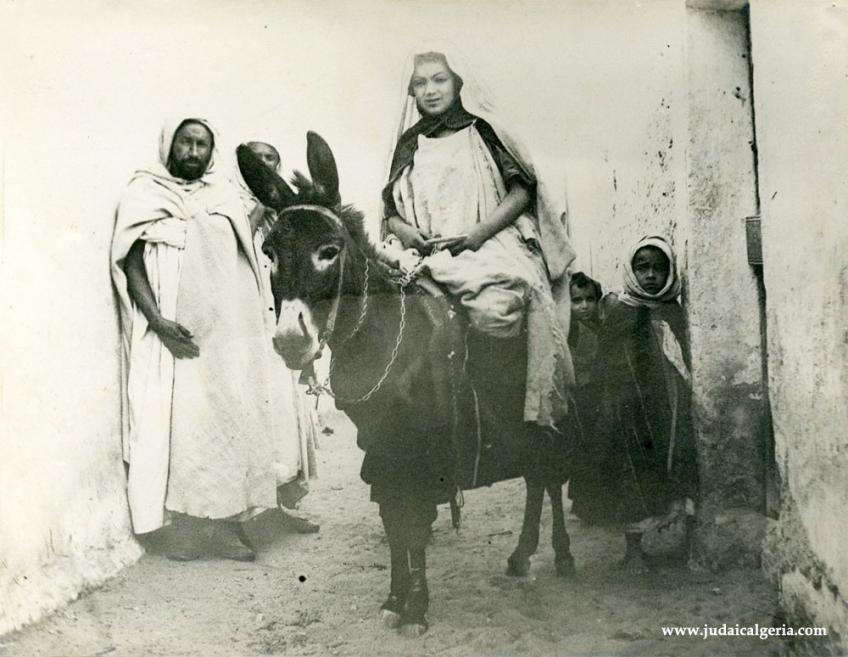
279;509;320;534
210;523;256;562
165;545;200;562
159;522;201;561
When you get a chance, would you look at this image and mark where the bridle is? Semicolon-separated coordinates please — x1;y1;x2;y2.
276;204;411;405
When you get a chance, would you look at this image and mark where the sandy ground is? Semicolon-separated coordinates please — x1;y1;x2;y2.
3;410;783;657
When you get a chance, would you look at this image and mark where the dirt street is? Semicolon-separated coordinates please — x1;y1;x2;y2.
3;410;781;657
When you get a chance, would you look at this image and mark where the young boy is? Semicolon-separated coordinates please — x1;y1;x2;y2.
565;272;610;523
568;272;603;388
595;236;697;573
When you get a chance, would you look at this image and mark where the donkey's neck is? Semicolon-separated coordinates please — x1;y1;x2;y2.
329;233;401;351
338;225;397;296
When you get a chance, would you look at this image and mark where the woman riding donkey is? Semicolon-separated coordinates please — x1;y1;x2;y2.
379;46;579;612
236;48;578;637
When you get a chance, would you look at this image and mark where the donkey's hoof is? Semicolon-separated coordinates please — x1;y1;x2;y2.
505;553;530;577
380;593;405;629
555;556;577;580
399;620;429;638
379;608;403;629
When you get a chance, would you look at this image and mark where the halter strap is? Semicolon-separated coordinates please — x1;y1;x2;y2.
276;204;346;346
322;248;347;347
278;204;343;227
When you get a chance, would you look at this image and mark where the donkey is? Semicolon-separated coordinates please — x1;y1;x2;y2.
237;132;575;637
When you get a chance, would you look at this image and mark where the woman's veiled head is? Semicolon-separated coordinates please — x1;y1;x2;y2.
409;52;463;117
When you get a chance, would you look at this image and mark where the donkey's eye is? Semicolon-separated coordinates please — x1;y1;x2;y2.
317;245;341;262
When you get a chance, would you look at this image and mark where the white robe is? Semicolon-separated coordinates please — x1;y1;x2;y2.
111;166;280;533
391;125;571;427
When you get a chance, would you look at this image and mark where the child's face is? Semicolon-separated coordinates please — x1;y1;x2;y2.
632;246;670;294
571;285;599;322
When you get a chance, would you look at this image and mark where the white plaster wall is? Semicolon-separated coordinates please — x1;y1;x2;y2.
565;4;689;286
0;0;711;633
684;9;763;532
750;0;848;639
0;103;145;633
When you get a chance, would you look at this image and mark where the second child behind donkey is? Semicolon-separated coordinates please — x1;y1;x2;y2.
564;272;611;523
596;236;698;573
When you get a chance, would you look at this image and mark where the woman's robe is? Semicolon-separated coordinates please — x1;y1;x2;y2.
389;124;571;427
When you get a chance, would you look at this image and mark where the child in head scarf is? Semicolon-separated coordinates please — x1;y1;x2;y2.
594;236;697;573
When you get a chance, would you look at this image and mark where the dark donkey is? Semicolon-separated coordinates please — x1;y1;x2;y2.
238;132;575;637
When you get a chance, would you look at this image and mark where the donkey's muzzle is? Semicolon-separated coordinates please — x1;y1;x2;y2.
273;301;322;370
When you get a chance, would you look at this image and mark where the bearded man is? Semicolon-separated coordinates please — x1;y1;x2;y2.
111;117;281;560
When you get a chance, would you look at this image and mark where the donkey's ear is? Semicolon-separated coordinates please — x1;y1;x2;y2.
306;131;340;205
236;144;296;211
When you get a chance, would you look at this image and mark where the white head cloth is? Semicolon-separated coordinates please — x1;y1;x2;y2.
620;235;682;309
231;136;283;210
135;115;222;186
380;41;575;282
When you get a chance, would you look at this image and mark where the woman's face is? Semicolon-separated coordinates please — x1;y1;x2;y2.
410;60;457;117
632;246;670;294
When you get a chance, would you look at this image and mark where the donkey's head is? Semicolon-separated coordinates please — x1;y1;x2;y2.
238;132;362;370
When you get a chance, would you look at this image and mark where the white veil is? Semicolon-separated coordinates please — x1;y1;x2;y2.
379;41;576;282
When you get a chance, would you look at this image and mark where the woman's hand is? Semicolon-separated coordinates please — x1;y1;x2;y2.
387;217;431;254
446;183;530;255
447;224;488;255
151;317;200;359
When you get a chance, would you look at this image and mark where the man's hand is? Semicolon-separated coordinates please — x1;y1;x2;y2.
151;317;200;359
249;201;271;235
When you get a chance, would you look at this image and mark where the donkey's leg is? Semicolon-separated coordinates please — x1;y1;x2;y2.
379;503;410;629
400;502;436;637
506;478;544;577
547;483;576;579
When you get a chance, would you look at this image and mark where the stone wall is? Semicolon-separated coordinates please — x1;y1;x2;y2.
683;8;765;570
750;0;848;646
